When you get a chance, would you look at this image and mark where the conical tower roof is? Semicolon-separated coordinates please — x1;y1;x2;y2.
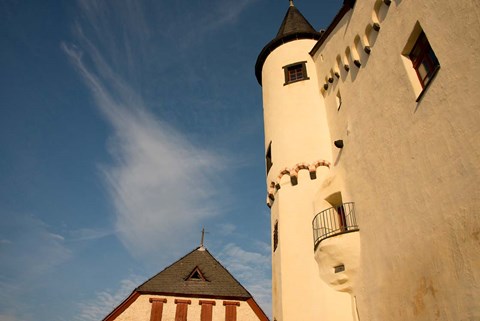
136;247;252;299
255;2;321;85
276;2;318;38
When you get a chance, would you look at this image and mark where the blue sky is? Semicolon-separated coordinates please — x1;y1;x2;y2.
0;1;342;320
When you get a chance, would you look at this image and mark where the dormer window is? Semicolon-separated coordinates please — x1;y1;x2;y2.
283;61;309;85
186;267;207;281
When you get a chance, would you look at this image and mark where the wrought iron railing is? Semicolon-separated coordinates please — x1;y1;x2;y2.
312;202;359;249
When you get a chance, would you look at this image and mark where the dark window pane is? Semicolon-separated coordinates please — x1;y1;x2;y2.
410;32;439;89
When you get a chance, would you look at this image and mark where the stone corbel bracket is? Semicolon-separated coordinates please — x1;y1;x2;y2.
267;160;330;207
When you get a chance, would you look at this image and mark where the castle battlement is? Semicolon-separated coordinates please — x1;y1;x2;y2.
266;160;330;207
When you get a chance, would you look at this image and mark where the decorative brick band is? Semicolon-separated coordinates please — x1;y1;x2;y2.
267;160;330;207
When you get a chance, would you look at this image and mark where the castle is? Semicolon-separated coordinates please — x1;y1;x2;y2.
255;0;480;320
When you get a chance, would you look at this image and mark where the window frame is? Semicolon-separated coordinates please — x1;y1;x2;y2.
266;142;273;175
409;31;440;90
273;221;278;252
283;61;309;85
402;25;441;102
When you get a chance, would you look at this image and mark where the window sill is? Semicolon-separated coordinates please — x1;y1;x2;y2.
283;77;310;86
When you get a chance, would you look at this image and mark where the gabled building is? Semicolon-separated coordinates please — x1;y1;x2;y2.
103;247;269;321
256;0;480;320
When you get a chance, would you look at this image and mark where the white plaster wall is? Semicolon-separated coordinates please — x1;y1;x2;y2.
270;198;283;320
262;39;333;183
261;37;348;320
314;232;361;293
310;0;480;320
272;177;354;321
113;294;262;321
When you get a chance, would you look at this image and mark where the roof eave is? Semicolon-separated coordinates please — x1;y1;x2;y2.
102;291;140;321
136;290;251;301
255;31;321;86
309;1;356;56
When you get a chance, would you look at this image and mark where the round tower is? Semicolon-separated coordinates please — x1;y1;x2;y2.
256;2;332;194
255;2;336;320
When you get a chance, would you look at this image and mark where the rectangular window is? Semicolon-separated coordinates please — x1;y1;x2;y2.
199;300;216;321
283;61;309;85
149;298;167;321
266;142;272;174
223;301;240;321
288;65;303;81
409;31;440;89
273;221;278;252
334;264;345;273
175;299;191;321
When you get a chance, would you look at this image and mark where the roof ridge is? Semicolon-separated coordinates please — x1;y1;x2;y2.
135;247;201;291
135;247;252;298
202;247;253;297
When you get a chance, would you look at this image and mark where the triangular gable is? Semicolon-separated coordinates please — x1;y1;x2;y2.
136;247;252;299
102;247;270;321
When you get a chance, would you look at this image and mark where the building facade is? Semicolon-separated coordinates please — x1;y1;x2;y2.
102;247;269;321
256;1;480;320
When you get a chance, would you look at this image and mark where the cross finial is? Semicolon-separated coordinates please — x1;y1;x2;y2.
289;0;294;7
200;227;209;249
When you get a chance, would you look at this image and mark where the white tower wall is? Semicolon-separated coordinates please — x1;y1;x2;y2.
262;39;353;321
262;40;332;177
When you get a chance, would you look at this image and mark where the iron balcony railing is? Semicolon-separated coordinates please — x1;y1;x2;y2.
312;202;359;249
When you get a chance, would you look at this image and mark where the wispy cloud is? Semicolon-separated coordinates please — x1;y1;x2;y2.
62;1;271;316
0;214;72;320
69;227;115;242
0;215;71;279
182;0;259;44
218;243;272;316
75;275;144;321
215;223;237;236
63;0;226;259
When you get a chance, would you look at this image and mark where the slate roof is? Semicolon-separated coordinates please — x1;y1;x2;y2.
136;247;252;299
275;4;318;38
255;3;321;85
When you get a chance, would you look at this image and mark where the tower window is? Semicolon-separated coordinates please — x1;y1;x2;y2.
283;61;309;85
266;142;273;174
288;65;303;81
409;31;440;89
273;221;278;252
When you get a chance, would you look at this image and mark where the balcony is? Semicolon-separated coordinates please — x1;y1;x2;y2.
312;202;359;250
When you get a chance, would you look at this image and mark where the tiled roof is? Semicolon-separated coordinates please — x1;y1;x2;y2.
136;247;252;299
276;5;318;38
255;4;321;85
